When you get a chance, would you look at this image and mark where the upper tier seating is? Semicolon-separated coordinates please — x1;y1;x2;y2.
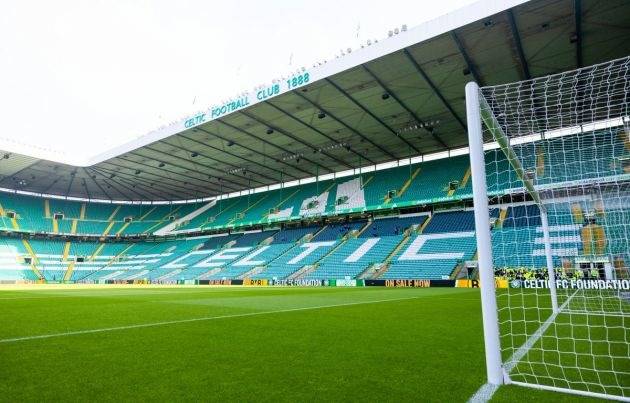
0;194;201;235
1;130;624;236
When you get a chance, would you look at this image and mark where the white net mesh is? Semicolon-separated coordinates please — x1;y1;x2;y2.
478;56;630;399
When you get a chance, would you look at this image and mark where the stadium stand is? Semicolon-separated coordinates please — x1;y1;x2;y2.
0;131;628;283
383;211;476;280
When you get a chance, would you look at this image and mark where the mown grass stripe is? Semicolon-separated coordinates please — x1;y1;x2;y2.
0;295;421;344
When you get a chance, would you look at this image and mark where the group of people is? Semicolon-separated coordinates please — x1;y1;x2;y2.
495;267;602;281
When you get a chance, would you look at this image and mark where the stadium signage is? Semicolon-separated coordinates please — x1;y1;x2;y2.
182;72;311;130
256;83;280;100
184;112;206;128
243;278;268;286
510;279;630;290
384;279;430;288
270;279;322;287
365;279;456;287
333;279;357;287
457;278;509;289
197;279;239;285
210;96;251;119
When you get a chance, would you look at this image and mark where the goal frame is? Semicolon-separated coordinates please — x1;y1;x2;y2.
465;80;630;402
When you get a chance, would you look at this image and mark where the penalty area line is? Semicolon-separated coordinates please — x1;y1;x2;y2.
0;295;421;344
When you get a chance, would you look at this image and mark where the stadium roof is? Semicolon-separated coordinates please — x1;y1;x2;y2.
2;0;629;202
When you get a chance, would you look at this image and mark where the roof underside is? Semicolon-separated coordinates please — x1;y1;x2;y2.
3;0;629;201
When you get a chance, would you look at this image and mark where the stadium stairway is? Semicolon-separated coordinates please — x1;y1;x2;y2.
237;265;264;279
361;175;374;189
247;227;321;280
292;220;372;280
417;214;432;233
496;208;508;228
79;202;86;219
62;261;75;282
305;225;328;242
571;202;585;224
372;229;413;279
388;167;421;203
272;188;301;212
102;221;116;236
62;241;71;261
10;216;19;231
447;167;471;197
139;207;156;221
44;199;51;219
266;189;301;221
21;239;44;281
286;264;316;280
145;221;166;234
370;214;433;279
228;194;268;225
89;243;106;261
115;222;131;235
198;198;244;230
158;200;215;234
107;206;121;221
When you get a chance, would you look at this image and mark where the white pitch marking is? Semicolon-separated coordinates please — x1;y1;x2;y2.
0;295;422;344
467;290;579;403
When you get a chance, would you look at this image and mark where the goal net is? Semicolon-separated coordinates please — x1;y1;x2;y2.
466;56;630;401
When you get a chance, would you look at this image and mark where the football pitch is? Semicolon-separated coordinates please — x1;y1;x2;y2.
0;286;605;402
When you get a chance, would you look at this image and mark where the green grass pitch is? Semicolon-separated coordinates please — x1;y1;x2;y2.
0;286;607;402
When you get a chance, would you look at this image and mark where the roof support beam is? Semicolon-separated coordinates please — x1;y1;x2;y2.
100;160;227;196
450;31;484;86
81;177;91;200
104;172;174;201
506;10;531;80
156;139;280;183
324;77;421;155
107;158;219;193
41;178;61;194
105;173;166;200
292;91;398;160
93;166;198;200
90;168;151;200
361;63;449;149
263;100;374;164
236;111;334;173
110;156;238;193
133;146;266;187
239;110;353;169
216;119;319;177
65;169;77;197
0;160;41;187
402;49;466;131
84;167;112;200
189;129;299;181
97;179;134;200
574;0;583;68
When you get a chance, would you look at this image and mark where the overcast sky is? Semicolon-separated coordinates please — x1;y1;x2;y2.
0;0;476;162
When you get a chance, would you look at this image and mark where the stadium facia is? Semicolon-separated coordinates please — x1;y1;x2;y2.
1;0;628;202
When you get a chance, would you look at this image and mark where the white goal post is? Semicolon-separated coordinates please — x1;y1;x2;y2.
466;56;630;401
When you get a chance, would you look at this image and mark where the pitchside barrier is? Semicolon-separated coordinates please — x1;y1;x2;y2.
84;278;463;287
